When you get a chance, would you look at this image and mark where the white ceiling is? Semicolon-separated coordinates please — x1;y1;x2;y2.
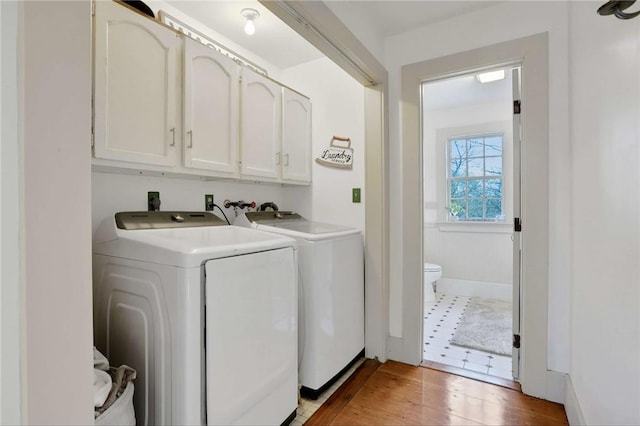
165;1;502;69
330;1;501;38
164;1;325;69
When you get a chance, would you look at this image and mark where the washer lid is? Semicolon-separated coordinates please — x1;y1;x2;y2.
243;211;360;240
93;214;297;268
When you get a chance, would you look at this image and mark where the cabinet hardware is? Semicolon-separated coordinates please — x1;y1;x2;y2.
187;130;193;148
170;127;176;146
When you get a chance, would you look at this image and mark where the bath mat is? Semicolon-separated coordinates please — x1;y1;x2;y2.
450;297;512;356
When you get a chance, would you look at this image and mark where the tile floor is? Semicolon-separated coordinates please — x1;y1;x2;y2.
423;293;513;380
291;357;365;426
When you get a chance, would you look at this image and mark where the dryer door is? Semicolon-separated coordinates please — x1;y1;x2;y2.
204;247;297;425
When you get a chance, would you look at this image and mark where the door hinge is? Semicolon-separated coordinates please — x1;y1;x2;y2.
513;334;521;349
514;217;522;232
513;100;521;115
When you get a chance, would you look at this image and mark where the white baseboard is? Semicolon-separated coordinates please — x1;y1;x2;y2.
564;374;587;425
436;277;512;301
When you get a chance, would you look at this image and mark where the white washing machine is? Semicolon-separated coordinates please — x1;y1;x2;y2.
234;211;364;399
93;211;299;426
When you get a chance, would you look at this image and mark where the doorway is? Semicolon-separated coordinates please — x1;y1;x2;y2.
398;33;549;398
420;66;521;382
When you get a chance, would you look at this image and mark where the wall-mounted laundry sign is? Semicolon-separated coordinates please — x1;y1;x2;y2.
315;136;353;169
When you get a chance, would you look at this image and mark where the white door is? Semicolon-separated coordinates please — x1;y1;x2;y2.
282;88;312;184
183;38;239;176
94;1;178;166
240;69;282;181
204;248;297;425
512;67;522;380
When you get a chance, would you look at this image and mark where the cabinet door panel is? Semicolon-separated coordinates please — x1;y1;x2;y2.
94;1;177;166
184;39;239;175
282;89;312;184
240;70;282;180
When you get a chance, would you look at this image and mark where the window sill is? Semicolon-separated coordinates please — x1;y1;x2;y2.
427;221;513;234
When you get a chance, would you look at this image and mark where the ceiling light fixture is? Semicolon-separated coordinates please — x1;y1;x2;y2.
241;8;260;36
476;69;506;84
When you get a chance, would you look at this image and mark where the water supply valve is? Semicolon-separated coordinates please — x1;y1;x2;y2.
223;200;256;210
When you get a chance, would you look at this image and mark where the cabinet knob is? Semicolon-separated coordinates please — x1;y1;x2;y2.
169;127;176;147
187;130;193;149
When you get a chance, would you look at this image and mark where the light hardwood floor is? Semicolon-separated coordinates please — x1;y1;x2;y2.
305;359;568;425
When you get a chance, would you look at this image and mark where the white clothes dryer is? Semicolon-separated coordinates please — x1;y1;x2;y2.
234;211;364;399
93;211;299;425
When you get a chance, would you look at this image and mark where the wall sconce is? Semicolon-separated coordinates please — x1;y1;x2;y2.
241;8;260;36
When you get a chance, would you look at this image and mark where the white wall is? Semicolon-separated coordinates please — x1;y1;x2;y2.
280;57;366;231
92;173;285;232
22;1;94;423
568;3;640;424
425;227;512;284
384;1;571;374
1;1;22;424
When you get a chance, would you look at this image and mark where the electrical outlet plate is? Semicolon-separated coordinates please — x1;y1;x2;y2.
205;194;214;211
352;188;361;203
148;191;160;211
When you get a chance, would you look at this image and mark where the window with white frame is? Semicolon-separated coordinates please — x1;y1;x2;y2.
447;134;504;222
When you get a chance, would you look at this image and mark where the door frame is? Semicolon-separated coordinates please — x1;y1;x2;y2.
419;63;522;380
400;33;550;399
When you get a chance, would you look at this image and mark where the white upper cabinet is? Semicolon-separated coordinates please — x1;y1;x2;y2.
94;1;179;167
282;89;312;184
92;2;312;184
183;38;240;176
240;69;282;181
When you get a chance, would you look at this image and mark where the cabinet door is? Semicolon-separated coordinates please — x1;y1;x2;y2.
184;38;239;176
240;69;282;181
282;89;312;184
94;1;178;167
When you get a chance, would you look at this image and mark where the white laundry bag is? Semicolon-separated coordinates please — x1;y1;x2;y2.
93;347;136;426
95;381;135;426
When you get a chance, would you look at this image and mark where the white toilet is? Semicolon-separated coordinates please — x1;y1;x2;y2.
424;263;443;302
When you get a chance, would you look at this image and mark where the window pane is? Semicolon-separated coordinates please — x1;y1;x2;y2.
485;136;503;156
447;134;504;223
450;139;466;158
468;180;482;197
450;158;466;177
485;156;502;176
468;157;483;177
485;178;502;198
467;199;483;219
450;180;465;198
468;139;484;157
486;198;503;219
